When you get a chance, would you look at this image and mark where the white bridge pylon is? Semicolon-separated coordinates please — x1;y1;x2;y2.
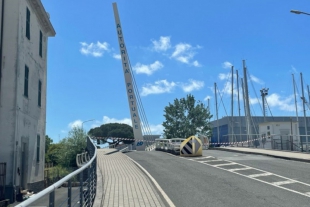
112;3;146;151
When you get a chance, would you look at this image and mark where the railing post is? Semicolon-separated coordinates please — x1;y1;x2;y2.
87;166;91;205
49;191;55;207
68;179;72;207
79;171;84;207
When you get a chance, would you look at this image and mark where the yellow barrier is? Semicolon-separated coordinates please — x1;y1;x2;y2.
180;136;202;157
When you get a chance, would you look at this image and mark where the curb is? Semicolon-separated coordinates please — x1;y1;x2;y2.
125;155;176;207
213;148;310;163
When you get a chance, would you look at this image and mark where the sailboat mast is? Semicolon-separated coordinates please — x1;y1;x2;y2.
214;83;220;145
300;72;308;151
241;78;247;144
231;66;234;143
236;70;241;144
243;60;252;146
112;3;144;150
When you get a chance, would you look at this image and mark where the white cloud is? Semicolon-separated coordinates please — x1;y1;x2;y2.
141;80;176;96
249;97;260;105
218;73;230;80
152;36;171;52
79;41;110;57
180;79;204;92
68;120;83;129
149;124;164;135
90;116;132;128
192;60;202;67
291;65;298;74
133;61;164;75
250;75;264;85
170;43;200;67
222;61;233;69
204;96;212;102
266;93;296;112
113;53;121;60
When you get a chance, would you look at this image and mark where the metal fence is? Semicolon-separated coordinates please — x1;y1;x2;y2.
15;136;97;207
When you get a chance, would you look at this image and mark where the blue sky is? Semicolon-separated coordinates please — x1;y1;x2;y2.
41;0;310;142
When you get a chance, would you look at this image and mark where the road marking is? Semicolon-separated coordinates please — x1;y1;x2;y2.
228;167;252;172
192;156;214;160
167;154;310;198
272;180;297;186
213;162;237;167
248;172;273;178
201;159;223;162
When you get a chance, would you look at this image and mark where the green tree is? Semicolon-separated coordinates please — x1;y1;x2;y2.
88;123;134;146
162;94;213;139
45;135;53;153
45;143;62;165
57;127;87;167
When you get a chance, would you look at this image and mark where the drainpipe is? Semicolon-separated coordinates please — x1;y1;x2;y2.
0;0;5;106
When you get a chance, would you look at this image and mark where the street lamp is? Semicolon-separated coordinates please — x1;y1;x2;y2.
290;10;310;16
82;119;95;131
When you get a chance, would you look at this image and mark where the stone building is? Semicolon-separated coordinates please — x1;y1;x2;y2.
0;0;55;202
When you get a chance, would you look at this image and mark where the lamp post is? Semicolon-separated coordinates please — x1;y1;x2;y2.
290;10;310;16
82;119;95;131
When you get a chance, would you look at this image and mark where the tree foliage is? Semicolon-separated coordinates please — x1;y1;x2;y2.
88;123;134;145
45;135;53;153
45;128;87;167
162;94;213;139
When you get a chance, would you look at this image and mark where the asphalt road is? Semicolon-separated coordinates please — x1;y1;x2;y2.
126;150;310;207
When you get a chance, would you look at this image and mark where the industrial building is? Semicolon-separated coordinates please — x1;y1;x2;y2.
210;116;309;151
0;0;55;203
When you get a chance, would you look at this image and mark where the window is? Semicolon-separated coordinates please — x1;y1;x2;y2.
39;31;42;57
26;7;30;39
24;66;29;97
38;80;42;106
36;135;40;162
267;126;270;130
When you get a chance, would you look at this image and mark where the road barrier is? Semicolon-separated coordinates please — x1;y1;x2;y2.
180;136;202;157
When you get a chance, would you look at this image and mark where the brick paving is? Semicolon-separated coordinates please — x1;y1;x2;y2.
95;149;166;207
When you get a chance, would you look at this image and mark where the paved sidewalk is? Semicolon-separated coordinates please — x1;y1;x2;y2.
94;149;167;207
214;147;310;163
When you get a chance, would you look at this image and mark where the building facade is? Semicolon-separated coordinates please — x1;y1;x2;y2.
211;116;308;149
0;0;55;202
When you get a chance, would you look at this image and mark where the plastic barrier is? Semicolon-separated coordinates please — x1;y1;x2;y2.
180;136;202;157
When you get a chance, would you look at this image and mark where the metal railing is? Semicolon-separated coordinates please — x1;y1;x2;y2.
15;136;97;207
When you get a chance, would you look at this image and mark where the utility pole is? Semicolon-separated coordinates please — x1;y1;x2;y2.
300;73;308;151
214;83;220;146
243;60;252;147
231;66;234;143
236;70;242;144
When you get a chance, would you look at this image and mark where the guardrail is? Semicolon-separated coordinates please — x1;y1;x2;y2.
15;136;97;207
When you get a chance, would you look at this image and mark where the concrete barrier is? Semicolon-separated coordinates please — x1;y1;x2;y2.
180;136;202;157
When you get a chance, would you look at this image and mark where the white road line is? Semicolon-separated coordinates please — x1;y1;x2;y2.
213;162;237;167
192;156;214;160
201;159;224;163
228;167;252;172
272;180;297;186
248;172;273;178
165;152;310;198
